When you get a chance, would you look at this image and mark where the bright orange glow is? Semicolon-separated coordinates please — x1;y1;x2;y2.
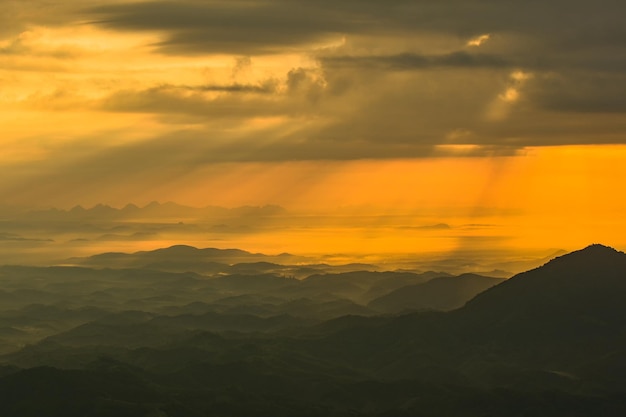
90;145;624;257
1;14;624;263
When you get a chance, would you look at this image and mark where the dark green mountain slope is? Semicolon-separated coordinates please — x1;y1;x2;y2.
464;244;626;321
368;273;503;312
309;244;626;386
0;245;625;416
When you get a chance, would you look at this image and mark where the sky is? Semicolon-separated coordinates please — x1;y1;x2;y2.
1;0;626;259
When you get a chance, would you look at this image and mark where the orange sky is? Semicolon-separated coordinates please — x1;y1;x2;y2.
1;0;625;259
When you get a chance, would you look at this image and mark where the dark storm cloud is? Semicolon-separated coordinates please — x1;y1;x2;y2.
87;0;626;57
3;0;618;162
86;0;626;117
89;0;354;55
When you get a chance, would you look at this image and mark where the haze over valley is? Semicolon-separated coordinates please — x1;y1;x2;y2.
0;241;624;416
0;201;587;275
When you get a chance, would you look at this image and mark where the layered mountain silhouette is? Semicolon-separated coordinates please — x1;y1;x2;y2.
69;244;308;268
464;243;626;318
20;202;287;221
308;244;626;385
0;244;624;416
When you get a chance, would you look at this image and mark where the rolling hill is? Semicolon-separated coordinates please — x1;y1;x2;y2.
0;244;625;416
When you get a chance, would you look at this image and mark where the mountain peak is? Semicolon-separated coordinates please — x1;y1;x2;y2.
542;243;625;270
122;203;139;211
154;245;199;253
463;244;626;318
575;243;619;254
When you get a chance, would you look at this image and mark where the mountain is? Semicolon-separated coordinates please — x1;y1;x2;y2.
1;244;625;416
312;244;626;385
444;244;626;372
284;271;441;303
69;245;309;269
21;202;287;222
368;273;504;313
462;243;626;322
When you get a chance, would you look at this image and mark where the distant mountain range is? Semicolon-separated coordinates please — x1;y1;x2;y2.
68;244;306;268
0;244;624;416
65;244;502;311
6;201;287;221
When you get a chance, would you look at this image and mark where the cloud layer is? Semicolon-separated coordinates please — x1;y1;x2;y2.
1;0;625;207
84;0;626;148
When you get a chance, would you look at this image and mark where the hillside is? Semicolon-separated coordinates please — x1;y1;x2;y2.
0;244;625;416
368;273;503;312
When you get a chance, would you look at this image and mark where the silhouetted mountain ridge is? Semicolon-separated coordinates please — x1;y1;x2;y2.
24;201;288;221
463;243;626;319
280;244;626;383
0;244;625;416
70;244;308;268
541;243;625;271
0;245;626;417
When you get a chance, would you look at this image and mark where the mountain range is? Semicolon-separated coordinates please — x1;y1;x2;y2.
0;244;623;416
6;202;287;222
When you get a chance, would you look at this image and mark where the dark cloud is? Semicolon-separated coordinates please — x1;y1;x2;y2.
527;73;626;113
93;59;626;157
89;0;353;55
100;87;292;121
3;0;625;170
87;0;626;59
99;68;327;121
320;51;510;71
85;0;626;121
189;83;278;94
